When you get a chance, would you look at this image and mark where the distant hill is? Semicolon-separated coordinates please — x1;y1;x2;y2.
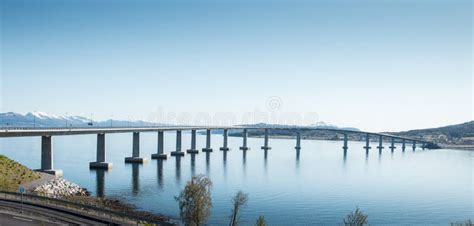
0;112;167;127
390;121;474;150
224;122;360;141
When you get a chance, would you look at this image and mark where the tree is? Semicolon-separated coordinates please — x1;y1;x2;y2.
343;207;368;226
255;216;266;226
229;191;248;226
175;175;213;226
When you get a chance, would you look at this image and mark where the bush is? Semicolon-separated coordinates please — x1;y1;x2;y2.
343;207;368;226
175;175;212;226
229;191;248;226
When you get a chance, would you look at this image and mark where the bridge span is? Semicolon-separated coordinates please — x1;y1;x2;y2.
0;126;434;176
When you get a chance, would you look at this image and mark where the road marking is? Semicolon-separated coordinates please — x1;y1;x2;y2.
12;216;33;222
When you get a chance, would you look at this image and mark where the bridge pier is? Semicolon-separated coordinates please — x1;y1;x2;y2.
202;129;213;152
363;133;371;151
422;142;426;150
125;132;147;163
187;130;199;154
152;131;168;159
295;132;301;150
171;130;185;156
36;136;63;176
402;139;406;151
342;133;348;150
377;135;384;152
261;129;271;150
389;137;396;152
220;129;230;151
412;140;416;151
239;129;250;151
90;133;113;169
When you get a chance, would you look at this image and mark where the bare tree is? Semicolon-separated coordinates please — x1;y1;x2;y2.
229;191;248;226
255;216;267;226
175;175;213;226
343;207;368;226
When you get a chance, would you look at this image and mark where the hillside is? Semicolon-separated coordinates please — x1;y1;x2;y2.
390;121;474;150
0;155;41;191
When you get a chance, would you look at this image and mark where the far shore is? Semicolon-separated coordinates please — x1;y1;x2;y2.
229;134;474;151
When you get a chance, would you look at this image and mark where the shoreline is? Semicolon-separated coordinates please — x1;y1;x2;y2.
0;155;173;224
229;134;474;151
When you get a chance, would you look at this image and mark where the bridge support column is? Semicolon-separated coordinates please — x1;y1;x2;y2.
402;139;406;151
171;130;185;156
412;140;416;151
389;137;396;152
220;129;230;151
422;142;426;150
377;135;384;153
239;129;250;151
261;129;271;150
363;133;371;151
187;130;199;154
295;132;301;150
36;136;63;176
202;129;213;152
125;132;147;163
90;133;113;169
342;134;348;150
152;131;168;159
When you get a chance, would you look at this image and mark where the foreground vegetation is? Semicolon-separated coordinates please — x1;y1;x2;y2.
176;174;373;226
0;154;41;191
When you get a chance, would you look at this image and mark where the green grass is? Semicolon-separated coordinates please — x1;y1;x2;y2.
0;154;41;191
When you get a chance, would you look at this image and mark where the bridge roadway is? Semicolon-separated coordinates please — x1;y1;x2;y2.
0;126;422;141
0;126;433;176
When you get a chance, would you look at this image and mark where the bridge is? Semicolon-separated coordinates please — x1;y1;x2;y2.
0;126;434;176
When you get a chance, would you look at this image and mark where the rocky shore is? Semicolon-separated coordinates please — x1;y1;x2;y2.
33;178;90;198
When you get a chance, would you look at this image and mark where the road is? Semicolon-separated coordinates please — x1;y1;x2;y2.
0;200;115;225
0;212;62;226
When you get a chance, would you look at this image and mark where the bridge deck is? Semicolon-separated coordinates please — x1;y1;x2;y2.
0;126;427;143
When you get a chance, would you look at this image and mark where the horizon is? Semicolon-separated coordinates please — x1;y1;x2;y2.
0;110;471;132
1;0;472;132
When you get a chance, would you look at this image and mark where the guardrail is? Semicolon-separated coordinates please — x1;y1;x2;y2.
0;190;174;225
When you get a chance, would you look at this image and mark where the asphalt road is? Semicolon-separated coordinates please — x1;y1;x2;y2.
0;212;61;226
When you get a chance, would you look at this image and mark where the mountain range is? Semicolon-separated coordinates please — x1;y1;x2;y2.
0;112;163;127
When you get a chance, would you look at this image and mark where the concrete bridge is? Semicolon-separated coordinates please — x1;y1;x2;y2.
0;126;434;176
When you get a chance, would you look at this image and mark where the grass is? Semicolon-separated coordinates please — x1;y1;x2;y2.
0;154;41;191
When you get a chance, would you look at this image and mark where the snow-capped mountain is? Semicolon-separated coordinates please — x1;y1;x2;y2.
0;112;164;127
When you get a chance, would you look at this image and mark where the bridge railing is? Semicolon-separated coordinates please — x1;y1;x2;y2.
0;190;173;225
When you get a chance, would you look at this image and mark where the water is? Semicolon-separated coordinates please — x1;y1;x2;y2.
1;132;472;225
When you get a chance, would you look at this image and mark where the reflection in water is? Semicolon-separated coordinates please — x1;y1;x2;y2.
343;150;347;165
157;160;164;190
295;149;300;174
205;152;211;176
190;154;196;177
378;149;382;163
95;169;105;198
222;151;228;180
264;150;268;175
132;163;140;195
242;150;247;177
175;156;182;184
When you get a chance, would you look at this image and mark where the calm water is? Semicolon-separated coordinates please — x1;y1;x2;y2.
0;132;472;225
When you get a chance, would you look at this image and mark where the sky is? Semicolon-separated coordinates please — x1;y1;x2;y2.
0;0;472;132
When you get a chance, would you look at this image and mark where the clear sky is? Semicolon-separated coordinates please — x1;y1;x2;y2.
0;0;472;132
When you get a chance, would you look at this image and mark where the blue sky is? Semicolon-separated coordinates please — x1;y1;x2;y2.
0;0;472;131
